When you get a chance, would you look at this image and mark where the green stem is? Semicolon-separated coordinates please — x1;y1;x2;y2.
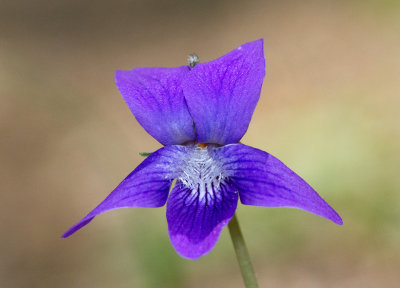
228;213;259;288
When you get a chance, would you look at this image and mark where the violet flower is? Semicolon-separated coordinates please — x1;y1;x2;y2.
63;39;342;259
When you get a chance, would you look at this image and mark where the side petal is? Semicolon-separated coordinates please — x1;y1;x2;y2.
167;180;238;259
182;39;266;145
62;145;190;238
115;67;195;145
213;144;343;225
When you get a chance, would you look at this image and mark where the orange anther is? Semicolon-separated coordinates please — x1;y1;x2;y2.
198;142;208;148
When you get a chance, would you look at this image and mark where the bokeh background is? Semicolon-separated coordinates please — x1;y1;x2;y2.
1;0;400;287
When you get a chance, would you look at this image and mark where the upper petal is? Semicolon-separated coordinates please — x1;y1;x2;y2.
115;67;195;145
167;179;238;259
213;144;343;225
62;145;190;238
182;39;266;145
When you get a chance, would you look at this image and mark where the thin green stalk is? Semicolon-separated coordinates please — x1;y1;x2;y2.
228;213;259;288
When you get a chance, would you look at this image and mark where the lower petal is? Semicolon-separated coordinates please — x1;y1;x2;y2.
213;144;343;225
166;179;239;259
62;145;190;238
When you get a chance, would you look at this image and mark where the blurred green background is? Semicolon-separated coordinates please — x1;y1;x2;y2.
1;0;400;287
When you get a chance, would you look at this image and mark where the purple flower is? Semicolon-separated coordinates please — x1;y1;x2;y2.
62;39;342;259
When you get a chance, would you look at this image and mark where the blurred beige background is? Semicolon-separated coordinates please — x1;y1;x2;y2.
1;0;400;287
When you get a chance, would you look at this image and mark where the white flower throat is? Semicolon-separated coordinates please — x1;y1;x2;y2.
178;145;226;200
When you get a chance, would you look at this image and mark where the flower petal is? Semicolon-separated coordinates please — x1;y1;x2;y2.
213;144;343;225
62;145;190;238
182;39;266;145
115;67;195;145
166;179;238;259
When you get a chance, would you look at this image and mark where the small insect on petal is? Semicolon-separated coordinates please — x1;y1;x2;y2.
188;53;200;68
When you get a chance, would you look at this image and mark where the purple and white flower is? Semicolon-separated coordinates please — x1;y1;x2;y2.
63;39;342;259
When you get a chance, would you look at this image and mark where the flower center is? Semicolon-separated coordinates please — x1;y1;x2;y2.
178;145;226;200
